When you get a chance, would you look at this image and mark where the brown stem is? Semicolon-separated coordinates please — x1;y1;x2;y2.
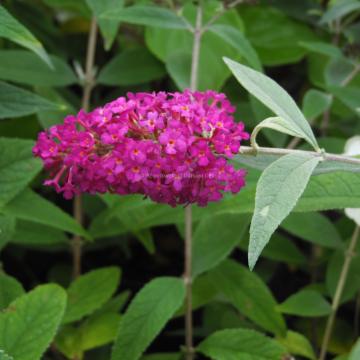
72;18;98;279
184;4;202;360
319;226;360;360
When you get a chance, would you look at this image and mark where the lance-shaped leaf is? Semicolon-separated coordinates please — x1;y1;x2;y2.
111;277;185;360
224;57;319;150
277;289;332;317
251;116;305;149
0;5;52;67
249;152;321;269
208;24;262;71
198;328;287;360
0;81;61;119
3;189;89;238
209;260;286;336
101;5;189;29
86;0;123;50
320;0;360;24
0;273;25;310
0;284;67;360
64;267;121;324
0;138;42;206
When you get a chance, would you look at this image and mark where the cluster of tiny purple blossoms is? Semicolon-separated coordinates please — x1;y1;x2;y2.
33;90;249;207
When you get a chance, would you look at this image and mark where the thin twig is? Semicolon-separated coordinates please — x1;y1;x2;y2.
184;4;203;360
72;18;98;279
319;226;360;360
239;145;360;166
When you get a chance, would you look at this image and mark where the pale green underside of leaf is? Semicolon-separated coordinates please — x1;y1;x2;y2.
111;277;185;360
198;328;287;360
0;284;67;360
224;57;319;150
249;153;320;269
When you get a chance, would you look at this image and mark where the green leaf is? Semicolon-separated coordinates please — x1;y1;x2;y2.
10;220;68;246
198;328;287;360
277;289;332;317
98;48;165;86
329;86;360;116
326;248;360;304
299;41;343;58
320;0;360;24
0;284;67;360
193;213;250;277
64;267;121;324
43;0;90;17
165;52;191;90
241;6;317;65
278;331;316;360
299;171;360;211
0;5;52;67
0;138;42;206
0;81;60;119
249;153;321;269
281;212;343;248
240;233;306;265
251;116;306;147
111;277;185;360
36;87;75;128
302;89;333;120
0;214;15;249
0;50;77;86
350;339;360;360
3;189;89;238
86;0;123;50
101;5;188;29
209;260;286;336
208;24;262;71
56;312;121;358
224;58;319;150
145;3;243;91
134;229;155;254
79;312;121;351
325;57;356;86
0;350;13;360
0;273;25;310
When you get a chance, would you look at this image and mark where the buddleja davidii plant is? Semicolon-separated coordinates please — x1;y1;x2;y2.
224;57;360;359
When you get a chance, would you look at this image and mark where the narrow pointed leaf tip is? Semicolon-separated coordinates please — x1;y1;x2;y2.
223;57;319;151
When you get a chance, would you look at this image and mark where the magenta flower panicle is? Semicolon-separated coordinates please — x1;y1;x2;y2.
33;90;249;207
